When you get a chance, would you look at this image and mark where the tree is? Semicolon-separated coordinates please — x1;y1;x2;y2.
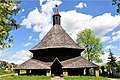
101;66;105;75
116;61;120;72
1;61;8;68
11;62;17;68
107;49;117;76
112;0;120;13
0;0;20;49
76;29;104;63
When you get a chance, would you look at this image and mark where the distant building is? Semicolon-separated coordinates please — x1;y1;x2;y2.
16;5;99;76
5;63;15;71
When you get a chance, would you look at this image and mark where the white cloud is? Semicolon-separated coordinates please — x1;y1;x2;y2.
105;45;118;50
22;9;25;12
112;32;116;35
29;36;32;40
18;9;25;14
21;0;120;42
54;0;62;6
31;38;39;42
21;8;44;30
40;0;46;6
12;50;33;61
16;60;25;64
12;6;17;10
23;42;32;47
21;0;61;32
60;11;120;40
60;10;92;40
8;60;25;65
111;30;120;42
0;50;33;64
39;24;52;39
21;16;26;19
100;51;109;63
87;13;120;37
21;0;62;39
119;48;120;51
101;36;111;42
75;2;87;9
28;36;38;42
112;30;120;36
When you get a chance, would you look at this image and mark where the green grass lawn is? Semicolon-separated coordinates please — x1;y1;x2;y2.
0;75;120;80
0;75;115;80
0;76;51;80
0;69;14;75
64;76;110;80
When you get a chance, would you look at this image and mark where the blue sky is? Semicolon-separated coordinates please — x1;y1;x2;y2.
0;0;120;64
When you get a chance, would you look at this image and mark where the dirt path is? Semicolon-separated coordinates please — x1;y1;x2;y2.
51;76;64;80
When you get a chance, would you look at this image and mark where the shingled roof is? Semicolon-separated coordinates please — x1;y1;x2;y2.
61;56;98;68
30;5;83;51
16;56;98;70
31;24;83;50
16;59;51;69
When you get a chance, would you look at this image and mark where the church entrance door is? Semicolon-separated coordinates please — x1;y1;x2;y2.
51;58;63;76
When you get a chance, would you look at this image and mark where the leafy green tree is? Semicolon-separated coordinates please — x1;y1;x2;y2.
11;62;17;68
0;0;21;49
107;49;117;75
1;61;8;68
76;29;104;63
116;60;120;72
112;0;120;13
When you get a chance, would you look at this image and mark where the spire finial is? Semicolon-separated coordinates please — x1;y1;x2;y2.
54;4;59;15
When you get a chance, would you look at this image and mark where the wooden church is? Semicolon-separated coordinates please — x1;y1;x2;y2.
16;5;99;76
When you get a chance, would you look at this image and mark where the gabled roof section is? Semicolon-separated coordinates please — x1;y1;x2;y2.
31;24;83;50
52;57;61;64
61;56;98;68
51;57;63;67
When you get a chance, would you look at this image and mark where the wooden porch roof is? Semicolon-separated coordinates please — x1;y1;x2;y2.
16;56;98;70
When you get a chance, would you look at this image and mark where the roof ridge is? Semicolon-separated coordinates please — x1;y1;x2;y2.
51;57;63;67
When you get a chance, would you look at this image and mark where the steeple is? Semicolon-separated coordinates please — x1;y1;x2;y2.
53;5;61;25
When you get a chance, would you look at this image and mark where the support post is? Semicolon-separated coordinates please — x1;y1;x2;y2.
63;70;68;76
84;68;86;75
95;67;99;77
15;70;19;75
26;70;30;75
86;68;90;76
18;70;20;75
46;70;51;76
